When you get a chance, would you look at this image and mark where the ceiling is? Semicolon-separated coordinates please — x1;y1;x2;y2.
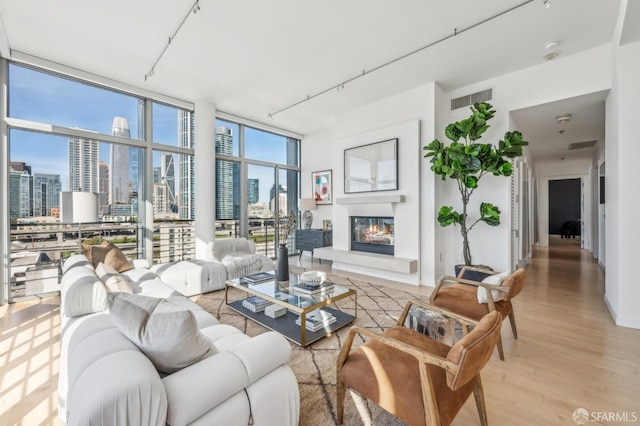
0;0;631;163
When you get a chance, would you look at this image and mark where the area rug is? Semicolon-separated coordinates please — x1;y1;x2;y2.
193;268;426;426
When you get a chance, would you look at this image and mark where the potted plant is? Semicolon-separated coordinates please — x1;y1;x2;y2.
423;102;528;275
274;210;297;281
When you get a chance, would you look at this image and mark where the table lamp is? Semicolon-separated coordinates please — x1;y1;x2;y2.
298;198;316;229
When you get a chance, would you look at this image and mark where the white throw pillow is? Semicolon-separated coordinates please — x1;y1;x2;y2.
477;271;510;304
96;262;133;293
108;293;216;373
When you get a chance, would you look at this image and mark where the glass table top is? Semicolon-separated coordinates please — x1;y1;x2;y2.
228;273;354;310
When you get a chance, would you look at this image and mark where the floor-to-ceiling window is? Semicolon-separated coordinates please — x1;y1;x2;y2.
151;103;195;263
1;60;300;303
3;63;198;301
215;119;301;257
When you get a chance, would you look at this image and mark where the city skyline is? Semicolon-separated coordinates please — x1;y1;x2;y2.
8;64;298;219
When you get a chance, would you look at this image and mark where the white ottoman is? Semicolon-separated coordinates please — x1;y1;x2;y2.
150;260;227;296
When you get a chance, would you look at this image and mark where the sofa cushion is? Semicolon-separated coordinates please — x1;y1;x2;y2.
82;242;133;273
107;293;216;373
208;238;252;262
60;266;108;318
95;262;133;293
477;271;510;303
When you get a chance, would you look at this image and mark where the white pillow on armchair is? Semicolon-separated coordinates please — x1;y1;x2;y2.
476;271;510;304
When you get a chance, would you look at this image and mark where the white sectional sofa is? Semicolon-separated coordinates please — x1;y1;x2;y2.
59;253;299;426
149;238;276;297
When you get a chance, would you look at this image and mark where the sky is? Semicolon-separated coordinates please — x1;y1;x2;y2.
8;64;296;204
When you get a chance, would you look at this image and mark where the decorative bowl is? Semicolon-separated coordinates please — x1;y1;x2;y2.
299;270;327;287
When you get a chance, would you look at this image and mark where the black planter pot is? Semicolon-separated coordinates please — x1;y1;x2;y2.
276;244;290;281
454;264;494;282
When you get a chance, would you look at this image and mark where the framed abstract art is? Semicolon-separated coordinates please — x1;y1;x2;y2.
312;170;332;205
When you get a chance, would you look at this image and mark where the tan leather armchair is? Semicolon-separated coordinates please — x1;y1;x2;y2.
430;267;527;360
336;300;502;426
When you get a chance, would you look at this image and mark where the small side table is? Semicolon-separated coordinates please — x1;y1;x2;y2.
295;229;332;262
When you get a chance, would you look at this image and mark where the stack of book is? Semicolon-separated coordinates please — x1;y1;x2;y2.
296;309;337;332
293;280;335;295
242;296;272;313
243;272;275;283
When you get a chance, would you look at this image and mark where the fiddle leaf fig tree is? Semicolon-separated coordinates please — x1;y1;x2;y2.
424;102;528;266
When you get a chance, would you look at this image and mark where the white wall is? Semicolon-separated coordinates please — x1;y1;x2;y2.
605;26;640;328
435;45;612;274
302;83;438;285
300;126;336;230
303;44;613;286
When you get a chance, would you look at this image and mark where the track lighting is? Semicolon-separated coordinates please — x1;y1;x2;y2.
144;0;201;81
268;0;537;119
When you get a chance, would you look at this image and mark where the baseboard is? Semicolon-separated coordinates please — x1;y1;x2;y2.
604;294;640;329
603;294;617;323
598;260;605;271
615;316;640;329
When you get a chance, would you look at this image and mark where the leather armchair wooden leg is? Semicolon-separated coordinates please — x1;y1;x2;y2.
496;334;505;361
508;310;518;339
473;376;489;426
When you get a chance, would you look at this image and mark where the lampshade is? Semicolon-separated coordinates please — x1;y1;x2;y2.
299;198;316;211
60;192;99;223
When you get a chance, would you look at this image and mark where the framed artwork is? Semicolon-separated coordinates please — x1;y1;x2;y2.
312;170;333;205
344;138;398;193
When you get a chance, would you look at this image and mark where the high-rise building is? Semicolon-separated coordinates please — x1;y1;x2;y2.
68;134;99;192
161;152;176;209
178;110;195;220
9;162;32;218
269;184;286;208
153;183;171;215
248;179;259;204
9;170;27;219
32;173;61;216
109;117;131;206
98;161;109;215
153;167;161;184
215;127;236;220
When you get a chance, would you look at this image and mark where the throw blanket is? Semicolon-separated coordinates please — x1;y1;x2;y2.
221;254;266;278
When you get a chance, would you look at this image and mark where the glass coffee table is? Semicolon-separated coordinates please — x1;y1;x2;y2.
225;273;357;347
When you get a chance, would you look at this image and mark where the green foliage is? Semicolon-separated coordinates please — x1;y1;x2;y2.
423;102;528;265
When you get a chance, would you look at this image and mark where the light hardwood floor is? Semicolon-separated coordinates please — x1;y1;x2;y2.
1;239;638;425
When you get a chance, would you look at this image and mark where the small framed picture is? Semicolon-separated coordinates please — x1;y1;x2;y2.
312;170;333;205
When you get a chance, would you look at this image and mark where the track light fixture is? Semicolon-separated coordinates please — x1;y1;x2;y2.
543;0;551;8
145;0;201;81
268;0;536;119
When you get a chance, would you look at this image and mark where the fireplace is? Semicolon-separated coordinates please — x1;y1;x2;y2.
351;216;394;255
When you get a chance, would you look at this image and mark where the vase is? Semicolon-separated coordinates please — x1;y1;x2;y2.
276;244;290;281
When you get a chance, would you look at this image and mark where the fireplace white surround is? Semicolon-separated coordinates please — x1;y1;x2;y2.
314;193;419;285
307;120;421;285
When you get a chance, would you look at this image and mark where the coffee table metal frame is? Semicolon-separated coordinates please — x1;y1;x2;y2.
225;274;357;347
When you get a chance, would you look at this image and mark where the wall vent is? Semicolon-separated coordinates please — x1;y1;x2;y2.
450;88;493;110
568;140;598;150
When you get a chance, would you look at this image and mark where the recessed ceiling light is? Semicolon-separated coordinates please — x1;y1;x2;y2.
544;41;558;50
556;113;572;124
543;52;559;61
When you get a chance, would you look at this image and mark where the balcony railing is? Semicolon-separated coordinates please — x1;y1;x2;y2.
9;218;291;300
